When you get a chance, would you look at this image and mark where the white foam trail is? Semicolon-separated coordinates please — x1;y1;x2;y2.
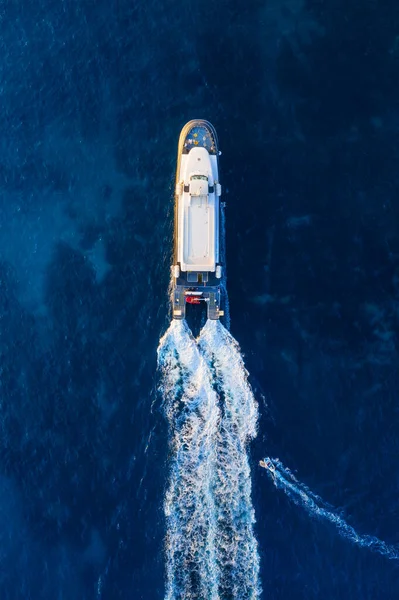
199;320;261;599
262;458;399;561
158;320;220;600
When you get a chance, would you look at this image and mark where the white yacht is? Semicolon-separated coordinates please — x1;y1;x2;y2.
172;120;224;320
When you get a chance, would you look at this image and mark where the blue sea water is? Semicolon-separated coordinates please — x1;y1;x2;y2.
1;0;399;598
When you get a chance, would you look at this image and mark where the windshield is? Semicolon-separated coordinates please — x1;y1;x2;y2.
190;175;208;181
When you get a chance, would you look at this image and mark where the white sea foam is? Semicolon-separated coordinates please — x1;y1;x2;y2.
158;318;261;599
262;457;399;561
198;320;261;599
158;319;220;600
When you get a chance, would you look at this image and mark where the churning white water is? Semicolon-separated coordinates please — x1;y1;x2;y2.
158;319;260;599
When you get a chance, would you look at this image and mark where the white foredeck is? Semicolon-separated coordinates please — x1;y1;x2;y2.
177;147;219;272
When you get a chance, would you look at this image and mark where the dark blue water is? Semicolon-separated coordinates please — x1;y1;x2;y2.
1;1;398;598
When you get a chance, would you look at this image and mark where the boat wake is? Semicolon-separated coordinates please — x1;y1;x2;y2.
261;458;399;561
158;319;220;599
158;319;260;599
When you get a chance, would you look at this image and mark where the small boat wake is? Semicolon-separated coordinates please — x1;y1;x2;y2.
260;458;399;561
158;319;260;599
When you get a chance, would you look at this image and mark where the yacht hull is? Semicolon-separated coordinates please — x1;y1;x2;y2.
172;120;224;320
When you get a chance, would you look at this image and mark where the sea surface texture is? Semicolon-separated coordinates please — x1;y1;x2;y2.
0;1;398;598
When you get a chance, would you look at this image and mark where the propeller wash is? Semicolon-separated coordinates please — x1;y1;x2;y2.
158;319;260;599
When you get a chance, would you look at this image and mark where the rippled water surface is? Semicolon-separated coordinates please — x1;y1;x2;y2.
1;1;399;598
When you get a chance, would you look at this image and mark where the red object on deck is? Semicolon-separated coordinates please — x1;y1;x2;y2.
186;296;201;304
